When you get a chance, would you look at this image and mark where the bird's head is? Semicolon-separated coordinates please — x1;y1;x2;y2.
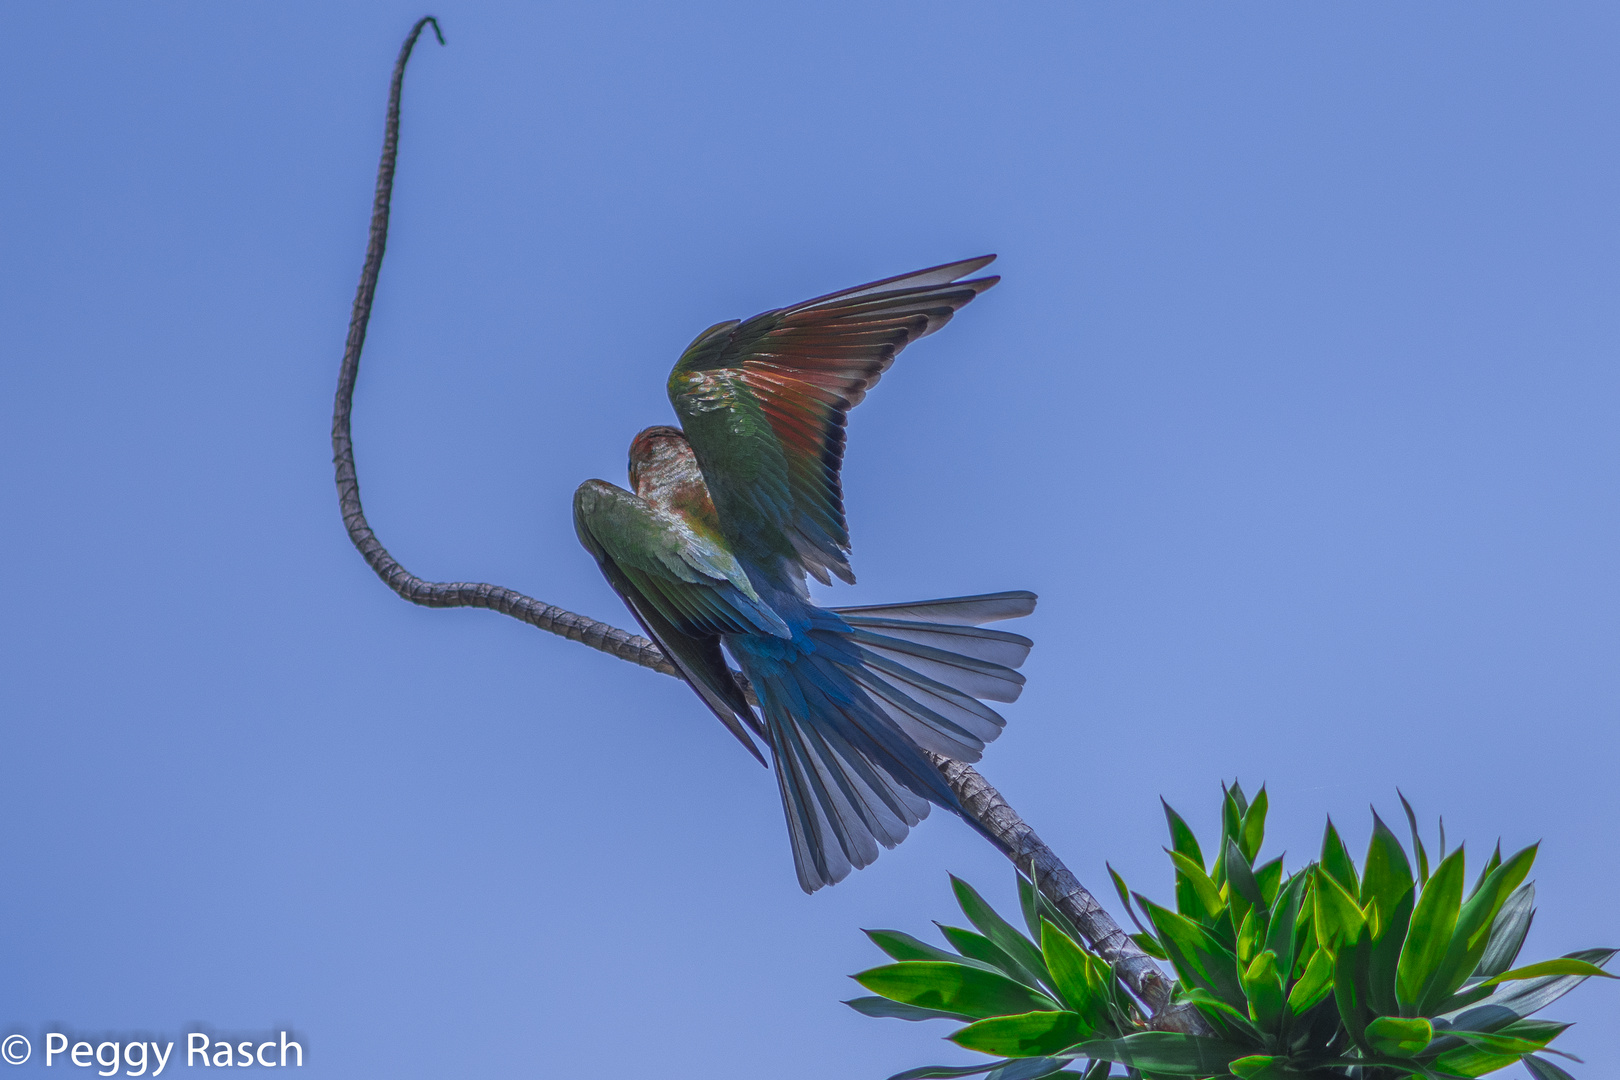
627;425;697;494
627;425;721;533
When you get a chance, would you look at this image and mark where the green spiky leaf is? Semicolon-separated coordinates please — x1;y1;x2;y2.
1176;987;1261;1036
1333;920;1373;1048
886;1062;1007;1080
1222;785;1245;863
1224;837;1266;909
1365;886;1414;1018
1312;866;1366;949
1365;1015;1433;1058
1106;864;1149;939
1476;883;1535;979
1235;907;1264;969
1239;787;1268;862
1039;920;1106;1022
1476;957;1616;988
1166;849;1224;921
1469;842;1503;899
1395;845;1466;1012
1241;949;1285;1031
982;1059;1071;1080
855;962;1058;1019
952;877;1054;993
1321;818;1359;897
1360;811;1414;917
1064;1032;1254;1076
951;1011;1092;1057
1286;947;1334;1015
1137;896;1244;1008
1253;855;1284;907
1445;948;1617;1034
1521;1054;1580;1080
1228;1056;1283;1080
1443;1027;1566;1056
940;925;1043;989
1433;1041;1522;1078
1162;799;1205;869
844;996;975;1022
1130;932;1168;960
867;929;1000;971
1398;792;1430;886
1263;871;1309;979
1228;781;1250;818
1420;844;1538;1011
1018;873;1043;945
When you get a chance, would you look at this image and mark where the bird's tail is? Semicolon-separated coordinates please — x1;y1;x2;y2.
732;590;1035;892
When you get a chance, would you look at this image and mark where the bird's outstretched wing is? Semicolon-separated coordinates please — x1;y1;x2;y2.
573;479;791;764
668;256;998;586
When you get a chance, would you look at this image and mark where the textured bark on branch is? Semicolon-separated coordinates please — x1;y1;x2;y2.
331;15;1206;1034
330;17;676;677
928;755;1205;1031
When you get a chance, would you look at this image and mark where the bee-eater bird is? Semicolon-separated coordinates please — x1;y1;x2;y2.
573;257;1035;891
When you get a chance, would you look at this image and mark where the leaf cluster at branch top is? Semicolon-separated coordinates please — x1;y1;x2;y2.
848;871;1141;1080
848;783;1615;1080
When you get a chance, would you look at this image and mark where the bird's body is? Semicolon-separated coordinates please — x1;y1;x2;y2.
574;258;1036;891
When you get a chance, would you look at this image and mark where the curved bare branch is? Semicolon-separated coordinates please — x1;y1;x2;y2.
330;16;1203;1032
330;16;674;675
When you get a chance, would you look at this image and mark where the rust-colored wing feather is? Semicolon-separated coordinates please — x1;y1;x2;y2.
669;256;998;586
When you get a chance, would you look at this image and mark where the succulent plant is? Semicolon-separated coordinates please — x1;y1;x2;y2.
849;785;1614;1079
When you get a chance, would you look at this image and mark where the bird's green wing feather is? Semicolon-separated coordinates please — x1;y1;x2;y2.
575;480;789;638
668;256;998;585
574;479;788;763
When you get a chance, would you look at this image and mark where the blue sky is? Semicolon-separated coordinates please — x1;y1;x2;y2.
2;3;1616;1077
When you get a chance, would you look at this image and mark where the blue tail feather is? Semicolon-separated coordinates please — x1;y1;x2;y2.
726;591;1035;892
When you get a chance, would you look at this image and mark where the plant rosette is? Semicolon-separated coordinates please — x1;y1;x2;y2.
849;784;1613;1079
